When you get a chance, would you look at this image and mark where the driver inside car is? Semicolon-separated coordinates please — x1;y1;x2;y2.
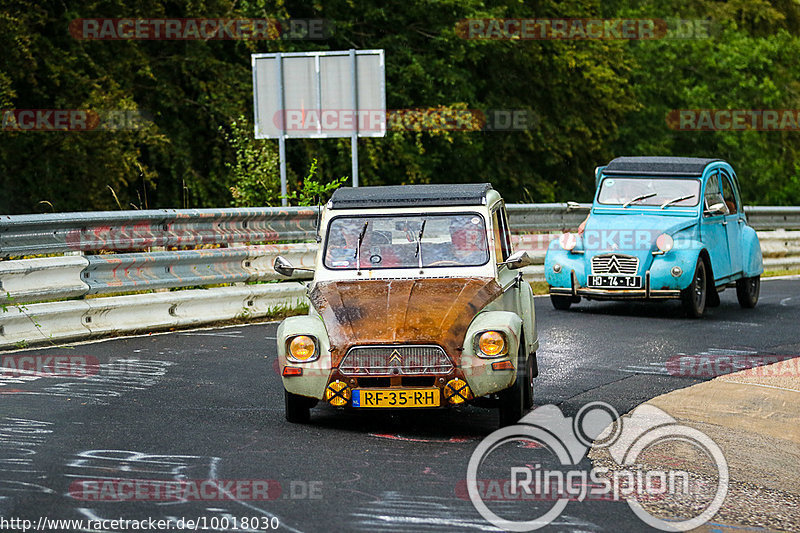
448;217;489;266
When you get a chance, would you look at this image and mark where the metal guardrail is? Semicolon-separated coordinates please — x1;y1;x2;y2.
0;207;317;257
1;203;798;349
506;204;800;232
744;206;800;230
3;204;799;258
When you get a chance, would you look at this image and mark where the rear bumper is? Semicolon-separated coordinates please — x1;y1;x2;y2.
549;270;681;300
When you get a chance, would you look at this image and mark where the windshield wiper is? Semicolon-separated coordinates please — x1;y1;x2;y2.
660;194;695;209
355;221;368;273
622;192;656;208
415;219;427;270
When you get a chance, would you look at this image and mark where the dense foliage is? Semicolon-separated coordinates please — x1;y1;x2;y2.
1;0;799;214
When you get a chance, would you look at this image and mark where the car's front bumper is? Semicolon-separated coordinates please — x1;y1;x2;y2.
549;270;682;300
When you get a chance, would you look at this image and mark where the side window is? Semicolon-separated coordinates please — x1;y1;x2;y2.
703;172;727;215
491;209;511;262
720;173;738;214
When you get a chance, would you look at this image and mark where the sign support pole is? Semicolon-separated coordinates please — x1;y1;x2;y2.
350;49;359;187
277;53;288;206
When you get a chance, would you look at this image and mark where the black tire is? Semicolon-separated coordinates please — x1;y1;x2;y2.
681;257;708;318
523;352;536;410
284;390;316;423
707;287;721;308
550;294;573;310
498;346;530;427
736;275;760;308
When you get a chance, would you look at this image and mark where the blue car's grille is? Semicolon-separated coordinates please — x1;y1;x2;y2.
591;254;639;275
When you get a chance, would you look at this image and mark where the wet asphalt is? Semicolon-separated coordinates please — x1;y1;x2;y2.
1;279;798;532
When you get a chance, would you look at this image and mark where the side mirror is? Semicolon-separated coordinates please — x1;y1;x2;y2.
704;202;726;217
501;250;535;270
273;256;296;277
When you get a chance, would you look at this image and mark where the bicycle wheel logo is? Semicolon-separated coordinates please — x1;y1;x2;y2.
466;402;728;531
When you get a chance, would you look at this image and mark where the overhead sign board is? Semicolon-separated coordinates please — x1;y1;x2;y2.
252;49;386;139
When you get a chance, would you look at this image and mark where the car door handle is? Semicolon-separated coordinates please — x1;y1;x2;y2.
722;219;727;225
738;218;744;224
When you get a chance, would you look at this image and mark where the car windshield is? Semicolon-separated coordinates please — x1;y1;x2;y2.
324;213;490;270
597;177;701;207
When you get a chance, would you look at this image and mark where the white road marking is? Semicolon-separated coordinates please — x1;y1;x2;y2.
620;362;670;375
762;274;800;281
780;297;793;306
207;457;305;533
182;332;244;338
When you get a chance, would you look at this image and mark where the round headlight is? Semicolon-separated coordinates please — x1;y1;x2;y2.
656;233;674;253
559;232;577;251
289;335;316;361
478;331;505;357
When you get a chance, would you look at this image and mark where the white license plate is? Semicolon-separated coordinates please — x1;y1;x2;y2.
588;275;642;289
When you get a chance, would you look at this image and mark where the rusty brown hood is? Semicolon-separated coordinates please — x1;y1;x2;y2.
309;277;502;365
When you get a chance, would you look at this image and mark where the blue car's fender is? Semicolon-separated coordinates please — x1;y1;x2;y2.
544;239;587;290
649;240;706;291
741;225;764;278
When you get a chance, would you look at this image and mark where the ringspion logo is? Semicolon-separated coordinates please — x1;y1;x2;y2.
466;402;728;531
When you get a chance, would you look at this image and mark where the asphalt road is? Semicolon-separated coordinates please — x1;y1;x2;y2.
1;278;798;533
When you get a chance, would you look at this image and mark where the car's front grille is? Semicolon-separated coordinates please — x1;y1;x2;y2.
340;345;453;376
591;254;639;275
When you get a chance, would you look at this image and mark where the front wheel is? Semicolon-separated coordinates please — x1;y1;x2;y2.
523;352;536;410
550;294;573;310
736;275;760;308
498;347;532;427
681;257;708;318
284;390;316;423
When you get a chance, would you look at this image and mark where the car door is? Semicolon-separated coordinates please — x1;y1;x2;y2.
720;170;743;276
701;171;732;280
492;205;535;352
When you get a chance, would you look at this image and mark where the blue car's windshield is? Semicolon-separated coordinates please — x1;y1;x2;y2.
597;177;701;208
